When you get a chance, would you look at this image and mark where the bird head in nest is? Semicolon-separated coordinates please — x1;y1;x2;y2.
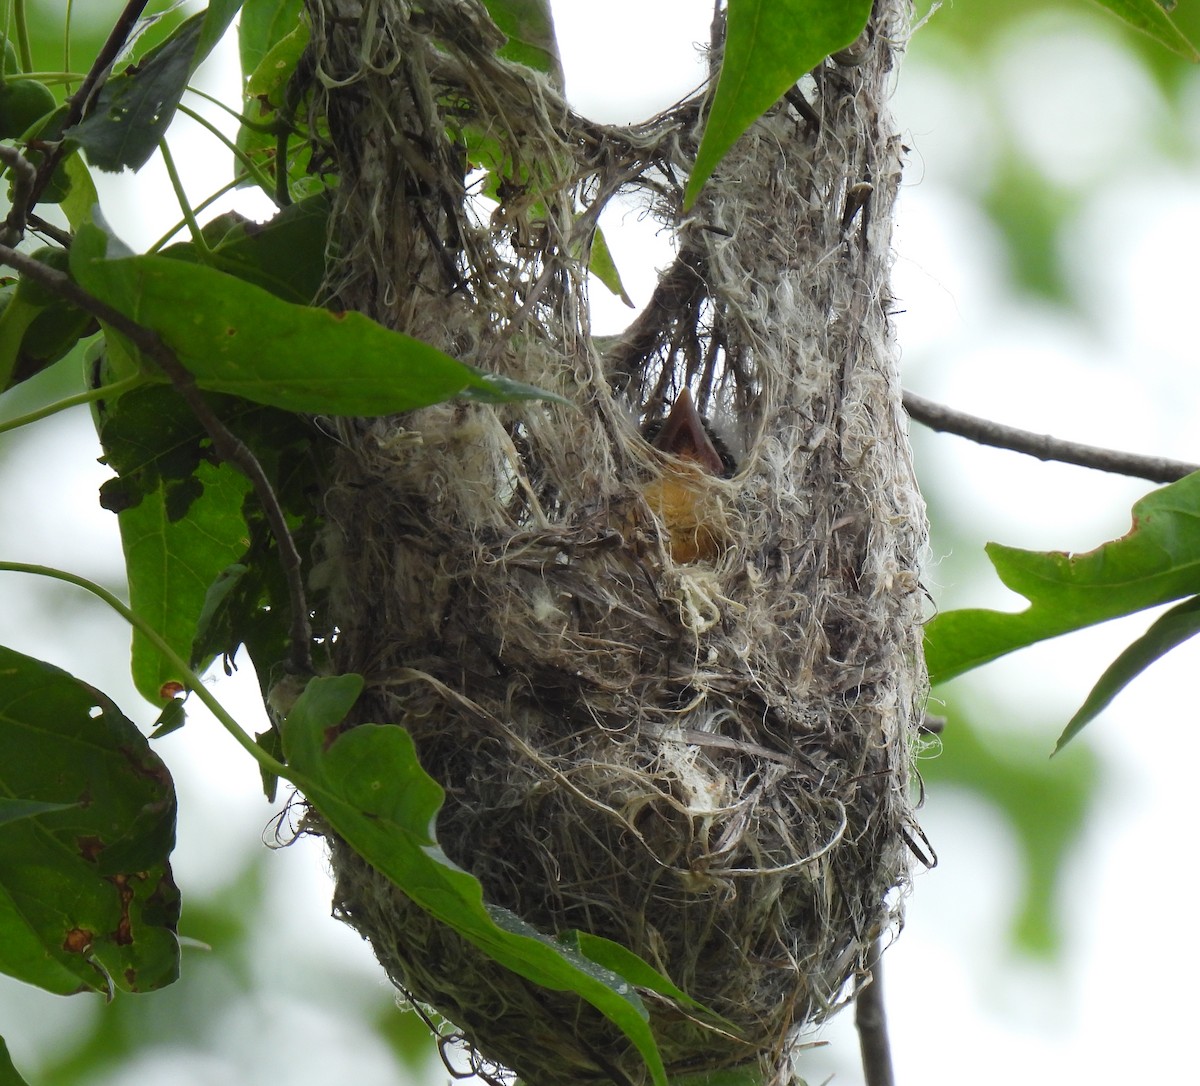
641;388;736;564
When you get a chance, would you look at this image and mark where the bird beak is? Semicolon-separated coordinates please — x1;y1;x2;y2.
651;388;728;477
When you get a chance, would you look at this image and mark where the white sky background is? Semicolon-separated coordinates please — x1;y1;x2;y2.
3;2;1200;1084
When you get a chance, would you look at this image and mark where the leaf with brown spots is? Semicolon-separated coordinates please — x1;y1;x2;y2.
0;645;180;996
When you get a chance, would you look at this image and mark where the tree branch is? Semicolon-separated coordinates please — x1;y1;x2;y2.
0;243;314;677
0;144;40;247
855;939;894;1086
903;390;1200;484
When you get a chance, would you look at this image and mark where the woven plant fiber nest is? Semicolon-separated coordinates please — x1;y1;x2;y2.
300;1;927;1083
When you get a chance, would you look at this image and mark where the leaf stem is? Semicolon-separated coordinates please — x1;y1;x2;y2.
0;561;289;778
0;374;144;435
175;101;279;201
159;139;208;255
12;0;31;73
62;0;73;92
147;175;242;253
903;389;1200;484
182;83;278;135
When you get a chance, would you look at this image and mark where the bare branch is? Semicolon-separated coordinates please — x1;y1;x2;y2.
0;242;314;676
903;390;1200;484
856;939;895;1086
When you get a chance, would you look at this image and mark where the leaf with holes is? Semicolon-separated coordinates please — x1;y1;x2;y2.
0;646;180;995
67;1;244;172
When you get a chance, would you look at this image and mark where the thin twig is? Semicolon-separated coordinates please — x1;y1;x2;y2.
26;213;74;248
903;389;1200;484
0;375;143;438
0;242;314;676
856;939;895;1086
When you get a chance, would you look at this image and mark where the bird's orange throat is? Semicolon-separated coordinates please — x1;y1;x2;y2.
642;468;729;564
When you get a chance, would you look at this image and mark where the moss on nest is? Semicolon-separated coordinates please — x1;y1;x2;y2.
298;1;927;1083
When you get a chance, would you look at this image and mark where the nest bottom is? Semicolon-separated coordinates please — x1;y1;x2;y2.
318;676;911;1086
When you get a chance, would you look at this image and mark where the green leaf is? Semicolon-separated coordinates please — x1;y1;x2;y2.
0;242;96;392
58;151;101;231
237;12;309;198
236;2;311;201
0;645;180;995
67;1;244;172
0;1037;33;1086
482;0;564;84
194;0;247;60
117;457;251;705
1055;594;1200;753
0;287;41;392
171;398;330;700
162;193;330;305
925;472;1200;684
255;724;284;803
191;563;251;663
0;798;79;827
191;547;295;709
1089;0;1200;59
685;0;873;208
96;383;255;703
671;1068;764;1086
280;676;668;1086
567;931;715;1016
149;697;188;740
95;382;327;710
245;18;309;102
97;384;217;513
239;0;305;81
71;222;558;414
588;227;633;307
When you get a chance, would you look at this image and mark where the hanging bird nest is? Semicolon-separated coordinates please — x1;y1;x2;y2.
298;1;927;1083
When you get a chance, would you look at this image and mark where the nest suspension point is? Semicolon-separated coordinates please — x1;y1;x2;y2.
298;1;928;1083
